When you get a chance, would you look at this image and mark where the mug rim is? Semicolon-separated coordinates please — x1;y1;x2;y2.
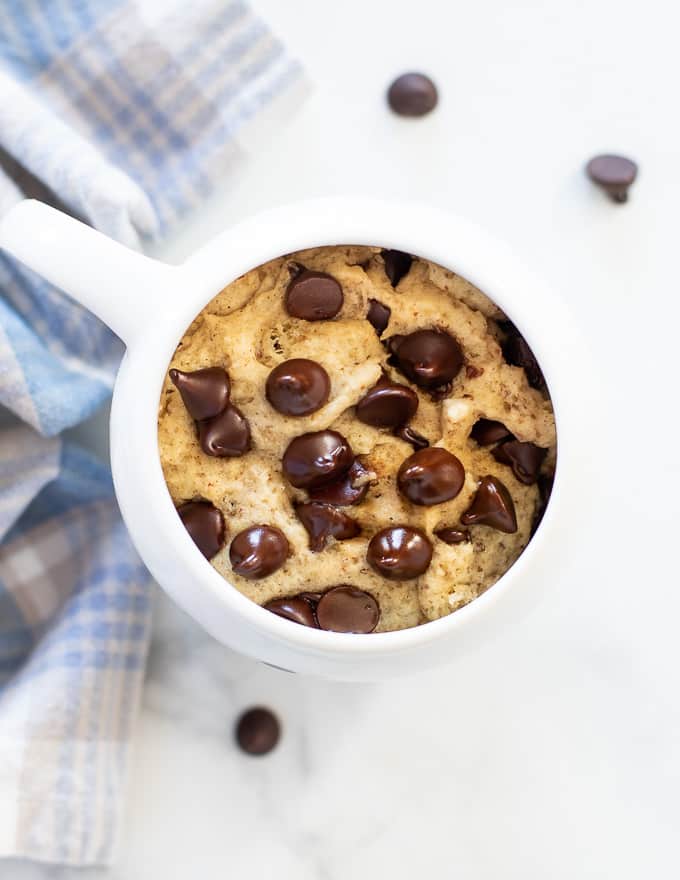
110;197;579;666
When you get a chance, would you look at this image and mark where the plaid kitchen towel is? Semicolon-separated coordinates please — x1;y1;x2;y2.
0;0;307;866
0;427;151;866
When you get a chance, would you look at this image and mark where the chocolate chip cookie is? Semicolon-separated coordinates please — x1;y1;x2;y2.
158;246;556;633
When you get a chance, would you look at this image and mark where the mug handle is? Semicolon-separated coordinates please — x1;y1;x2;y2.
0;199;178;346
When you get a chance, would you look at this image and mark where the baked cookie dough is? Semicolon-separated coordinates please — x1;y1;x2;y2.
158;246;556;633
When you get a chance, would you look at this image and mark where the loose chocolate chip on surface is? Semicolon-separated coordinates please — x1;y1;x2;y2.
367;525;433;579
177;501;225;560
492;440;547;485
285;270;343;321
382;249;413;286
461;476;517;533
356;379;418;428
199;404;251;457
387;72;438;117
296;502;360;552
230;525;289;579
435;527;471;545
264;596;318;627
397;447;465;506
389;329;463;391
501;324;545;390
470;419;514;446
367;299;391;335
266;358;330;416
394;424;430;450
282;430;354;489
315;586;380;633
235;707;280;756
169;367;230;421
307;459;371;506
586;154;638;203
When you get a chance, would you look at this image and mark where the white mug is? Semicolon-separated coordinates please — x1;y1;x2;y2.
0;197;585;681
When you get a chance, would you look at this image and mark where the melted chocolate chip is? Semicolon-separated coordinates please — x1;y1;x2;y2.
382;249;413;286
492;440;547;485
532;472;555;536
367;299;391;335
296;502;359;552
397;447;465;506
461;476;517;533
315;586;380;633
307;459;371;506
538;472;554;505
387;73;438;117
389;329;463;391
264;596;318;627
356;379;418;428
169;367;230;421
235;707;280;755
285;270;343;321
177;501;225;560
282;430;354;490
470;419;514;446
501;324;545;390
435;527;471;545
586;154;638;203
198;404;251;457
229;525;289;579
266;359;330;416
394;424;430;450
367;526;433;580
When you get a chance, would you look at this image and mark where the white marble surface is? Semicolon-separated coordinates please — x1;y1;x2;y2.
4;0;680;876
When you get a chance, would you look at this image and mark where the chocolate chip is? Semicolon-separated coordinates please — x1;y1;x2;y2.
397;447;465;506
501;324;545;390
387;73;438;117
264;596;319;627
394;424;430;450
586;154;638;203
307;459;371;506
285;270;343;321
389;329;463;391
532;472;555;536
266;358;330;416
229;525;289;579
492;440;547;485
435;527;471;545
465;365;483;379
461;476;517;533
470;419;514;446
198;404;251;457
177;501;225;560
382;249;413;286
367;299;391;335
538;472;554;505
169;367;230;421
315;586;380;633
367;526;433;579
356;379;418;428
235;707;280;756
287;261;305;278
282;430;354;489
296;502;359;552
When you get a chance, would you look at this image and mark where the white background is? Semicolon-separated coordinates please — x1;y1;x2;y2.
8;0;680;877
